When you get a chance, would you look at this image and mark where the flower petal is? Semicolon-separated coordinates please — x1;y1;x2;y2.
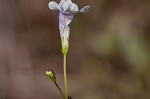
80;5;91;13
59;12;66;37
67;0;72;4
59;12;74;28
66;15;74;25
62;0;71;12
48;1;60;10
59;12;73;38
59;0;66;7
68;3;79;13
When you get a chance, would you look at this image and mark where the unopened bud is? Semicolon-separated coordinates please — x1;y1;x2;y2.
46;69;56;83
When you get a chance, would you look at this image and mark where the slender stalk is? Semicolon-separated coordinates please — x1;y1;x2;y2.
54;82;65;99
63;54;68;99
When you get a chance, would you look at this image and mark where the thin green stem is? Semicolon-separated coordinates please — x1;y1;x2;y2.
54;82;65;99
63;54;68;99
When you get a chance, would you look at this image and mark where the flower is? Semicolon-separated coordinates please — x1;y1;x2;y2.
48;0;90;54
48;0;90;14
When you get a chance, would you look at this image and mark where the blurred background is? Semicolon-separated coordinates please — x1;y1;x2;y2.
0;0;150;99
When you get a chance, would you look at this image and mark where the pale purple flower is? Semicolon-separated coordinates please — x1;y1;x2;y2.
48;0;90;53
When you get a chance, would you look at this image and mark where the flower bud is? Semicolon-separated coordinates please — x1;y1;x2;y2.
46;69;56;83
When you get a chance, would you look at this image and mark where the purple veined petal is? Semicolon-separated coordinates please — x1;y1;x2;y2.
59;12;74;27
59;13;65;37
59;12;72;39
48;1;60;10
59;12;65;27
80;5;91;13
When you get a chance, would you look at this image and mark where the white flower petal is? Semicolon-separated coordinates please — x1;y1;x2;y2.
67;0;72;3
80;5;91;13
63;0;71;11
68;3;79;13
59;0;66;7
48;1;60;10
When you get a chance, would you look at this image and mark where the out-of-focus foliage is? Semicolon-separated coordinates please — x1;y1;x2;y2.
0;0;150;99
